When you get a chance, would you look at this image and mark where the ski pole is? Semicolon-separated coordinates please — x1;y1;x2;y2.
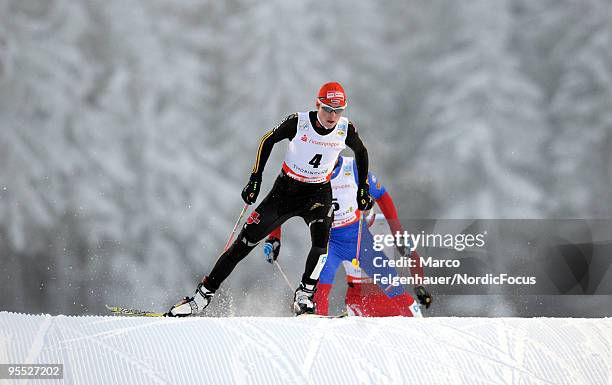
274;260;294;291
351;212;365;267
224;203;249;251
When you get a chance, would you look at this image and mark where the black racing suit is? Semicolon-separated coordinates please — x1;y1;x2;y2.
205;111;369;291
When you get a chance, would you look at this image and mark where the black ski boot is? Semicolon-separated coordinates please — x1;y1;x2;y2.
168;278;215;317
293;284;316;315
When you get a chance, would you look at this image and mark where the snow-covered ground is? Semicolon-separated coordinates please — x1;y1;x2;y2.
0;312;610;385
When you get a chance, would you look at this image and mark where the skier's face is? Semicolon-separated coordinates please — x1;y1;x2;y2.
317;104;344;129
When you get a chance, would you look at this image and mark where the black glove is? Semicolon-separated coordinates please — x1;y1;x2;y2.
241;174;261;204
396;243;407;257
263;237;281;263
356;183;374;210
414;286;432;309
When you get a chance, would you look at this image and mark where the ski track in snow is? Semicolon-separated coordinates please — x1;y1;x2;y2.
0;312;610;385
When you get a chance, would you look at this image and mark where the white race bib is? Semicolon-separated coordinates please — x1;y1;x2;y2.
331;156;360;228
282;112;347;183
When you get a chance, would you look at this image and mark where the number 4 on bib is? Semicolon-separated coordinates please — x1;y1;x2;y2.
308;154;323;168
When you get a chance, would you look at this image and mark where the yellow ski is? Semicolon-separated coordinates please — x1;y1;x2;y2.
106;304;167;317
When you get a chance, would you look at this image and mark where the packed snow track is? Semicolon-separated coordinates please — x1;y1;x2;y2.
0;312;610;385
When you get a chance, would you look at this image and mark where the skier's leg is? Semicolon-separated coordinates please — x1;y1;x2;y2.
317;237;342;285
358;228;406;298
313;238;342;315
300;207;334;289
169;185;292;317
357;228;419;316
206;191;291;291
293;191;334;314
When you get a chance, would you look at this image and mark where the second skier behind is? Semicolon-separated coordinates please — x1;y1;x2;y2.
263;155;432;316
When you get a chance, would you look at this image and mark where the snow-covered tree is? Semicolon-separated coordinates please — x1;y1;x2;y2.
550;12;612;217
0;0;609;316
410;0;548;218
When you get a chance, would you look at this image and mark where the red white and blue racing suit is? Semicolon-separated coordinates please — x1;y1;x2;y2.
270;155;423;316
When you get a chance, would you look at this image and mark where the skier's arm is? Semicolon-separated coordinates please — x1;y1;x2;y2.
377;192;424;277
346;122;373;210
376;192;403;233
367;171;404;235
251;114;298;178
345;122;368;187
242;114;298;204
370;172;424;279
